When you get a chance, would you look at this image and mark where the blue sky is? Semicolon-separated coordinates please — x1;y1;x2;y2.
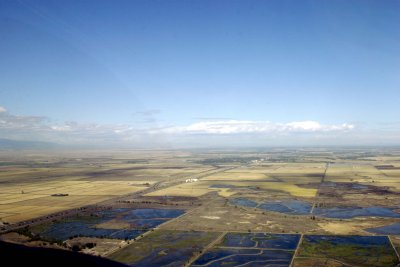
0;0;399;147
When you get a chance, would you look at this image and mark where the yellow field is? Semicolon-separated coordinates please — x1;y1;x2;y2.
201;172;270;181
145;163;321;198
226;163;326;175
145;179;317;198
217;163;325;184
317;220;377;235
266;163;326;173
224;164;285;173
0;180;147;223
379;169;400;177
0;151;215;224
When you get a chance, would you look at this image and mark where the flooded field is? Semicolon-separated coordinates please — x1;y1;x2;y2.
229;198;258;208
221;233;300;249
31;208;184;242
367;222;400;235
192;248;294;267
109;230;217;266
258;200;311;215
313;206;400;219
230;197;400;219
192;233;299;267
230;198;312;215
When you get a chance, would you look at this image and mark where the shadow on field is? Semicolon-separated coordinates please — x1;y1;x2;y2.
0;241;128;267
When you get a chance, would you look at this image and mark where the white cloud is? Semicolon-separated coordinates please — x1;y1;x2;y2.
162;120;354;134
0;108;363;147
51;125;72;132
0;110;47;130
0;106;7;113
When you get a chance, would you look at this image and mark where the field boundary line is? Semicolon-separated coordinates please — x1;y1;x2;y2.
289;234;303;267
388;235;400;261
185;231;227;267
310;162;329;214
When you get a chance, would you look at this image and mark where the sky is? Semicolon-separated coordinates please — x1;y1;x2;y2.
0;0;399;147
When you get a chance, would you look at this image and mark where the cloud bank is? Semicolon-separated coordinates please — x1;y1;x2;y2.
162;120;354;134
0;106;377;147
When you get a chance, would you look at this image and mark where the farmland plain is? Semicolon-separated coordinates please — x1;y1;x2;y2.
1;148;400;266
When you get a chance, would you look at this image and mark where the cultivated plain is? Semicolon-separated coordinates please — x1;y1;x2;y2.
1;148;400;266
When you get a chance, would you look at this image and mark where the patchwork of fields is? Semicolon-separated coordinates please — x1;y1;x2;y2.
1;149;400;266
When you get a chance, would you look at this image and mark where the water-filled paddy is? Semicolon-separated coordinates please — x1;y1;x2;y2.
109;230;217;267
39;220;144;241
221;233;300;250
32;208;184;241
367;222;400;235
122;208;184;220
192;232;299;267
230;198;311;215
313;206;400;219
191;248;294;267
231;197;400;219
230;198;258;208
258;200;311;215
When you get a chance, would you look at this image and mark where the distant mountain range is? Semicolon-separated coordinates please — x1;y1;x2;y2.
0;139;60;149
